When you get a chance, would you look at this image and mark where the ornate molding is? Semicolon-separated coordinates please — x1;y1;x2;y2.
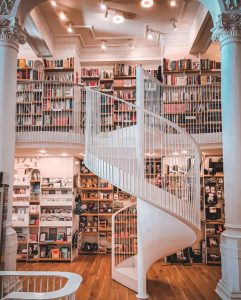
212;13;241;42
224;0;241;10
0;0;15;15
0;17;26;45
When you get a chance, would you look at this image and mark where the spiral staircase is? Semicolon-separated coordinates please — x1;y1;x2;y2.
84;67;201;298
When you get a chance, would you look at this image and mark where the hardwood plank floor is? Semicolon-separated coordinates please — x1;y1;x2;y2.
17;255;221;300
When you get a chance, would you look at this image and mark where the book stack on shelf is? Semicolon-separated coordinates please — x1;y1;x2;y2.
81;68;100;86
202;155;224;265
100;70;114;93
17;59;42;80
43;57;75;83
163;58;221;86
162;82;222;135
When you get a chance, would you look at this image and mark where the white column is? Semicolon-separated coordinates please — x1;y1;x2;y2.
0;17;26;271
213;13;241;300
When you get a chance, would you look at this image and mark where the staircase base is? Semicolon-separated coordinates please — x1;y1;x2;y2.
216;280;241;300
136;293;149;299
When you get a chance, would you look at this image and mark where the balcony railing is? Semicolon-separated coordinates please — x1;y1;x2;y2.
16;80;85;144
0;271;82;300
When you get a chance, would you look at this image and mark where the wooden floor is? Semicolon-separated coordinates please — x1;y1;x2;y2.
17;255;221;300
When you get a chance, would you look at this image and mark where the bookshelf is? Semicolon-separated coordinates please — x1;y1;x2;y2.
79;161;136;254
13;160;79;263
201;155;224;265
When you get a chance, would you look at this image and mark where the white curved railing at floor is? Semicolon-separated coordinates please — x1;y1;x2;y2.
16;80;85;144
143;70;222;145
112;203;137;270
85;66;201;230
0;271;82;300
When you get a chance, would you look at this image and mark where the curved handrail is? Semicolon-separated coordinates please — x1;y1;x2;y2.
0;271;82;300
84;67;201;230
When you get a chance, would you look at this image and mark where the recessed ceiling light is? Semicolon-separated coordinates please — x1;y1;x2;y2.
173;152;179;156
170;0;177;7
50;0;57;7
182;150;187;154
39;150;46;154
67;23;73;33
59;11;66;21
101;40;106;49
100;0;107;10
62;153;67;156
147;30;153;40
113;11;124;24
141;0;154;8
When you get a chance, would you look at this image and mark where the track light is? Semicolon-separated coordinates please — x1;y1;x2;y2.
50;0;57;7
101;40;106;50
147;30;153;40
129;40;135;49
113;11;124;24
67;23;73;33
104;9;108;20
171;19;178;31
170;0;177;7
100;0;107;10
59;11;66;21
141;0;154;8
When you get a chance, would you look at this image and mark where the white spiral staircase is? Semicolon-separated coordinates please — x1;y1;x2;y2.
84;67;201;298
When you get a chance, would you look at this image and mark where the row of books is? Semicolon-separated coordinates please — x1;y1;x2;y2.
113;113;136;123
164;75;221;86
163;102;222;114
44;73;74;82
43;115;72;126
17;59;34;68
163;58;221;72
43;99;73;110
43;57;74;69
114;79;136;87
100;70;113;79
81;68;100;77
113;64;136;77
17;70;42;80
163;91;221;102
44;87;73;98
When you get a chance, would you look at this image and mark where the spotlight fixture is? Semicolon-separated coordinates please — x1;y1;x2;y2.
50;0;57;7
100;0;107;10
170;0;177;7
141;0;154;8
104;8;108;20
113;11;124;24
171;19;178;31
67;23;73;33
39;150;46;154
59;11;66;21
129;40;135;49
101;40;106;50
147;30;153;40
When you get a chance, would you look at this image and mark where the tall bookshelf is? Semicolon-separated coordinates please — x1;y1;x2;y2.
13;159;79;263
79;161;136;254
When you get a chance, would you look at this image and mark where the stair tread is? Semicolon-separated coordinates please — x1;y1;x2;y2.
116;266;137;280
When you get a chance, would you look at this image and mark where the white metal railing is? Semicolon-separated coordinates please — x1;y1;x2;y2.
0;271;82;300
112;204;137;270
16;80;85;144
84;67;201;229
143;70;222;144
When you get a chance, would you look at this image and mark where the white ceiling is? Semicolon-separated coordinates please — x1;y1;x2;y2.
37;0;201;53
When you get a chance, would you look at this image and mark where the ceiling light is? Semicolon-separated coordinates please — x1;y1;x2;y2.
62;153;67;156
172;19;178;31
67;23;73;33
170;0;177;7
129;40;135;49
173;152;179;156
39;150;46;154
141;0;154;8
101;40;106;50
147;30;153;40
182;150;187;154
104;9;108;20
100;0;107;10
113;11;124;24
59;11;66;21
50;0;57;7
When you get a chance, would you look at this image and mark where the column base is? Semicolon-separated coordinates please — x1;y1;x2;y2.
136;293;149;299
4;224;17;271
216;227;241;300
216;279;241;300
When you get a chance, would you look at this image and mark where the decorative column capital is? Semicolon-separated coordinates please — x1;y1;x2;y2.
0;17;26;46
212;13;241;42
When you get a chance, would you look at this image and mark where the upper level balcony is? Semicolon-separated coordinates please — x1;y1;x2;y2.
15;80;222;149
